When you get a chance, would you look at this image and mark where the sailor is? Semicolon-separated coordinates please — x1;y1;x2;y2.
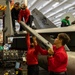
18;4;30;31
11;2;20;33
26;32;39;75
61;16;70;27
34;33;70;75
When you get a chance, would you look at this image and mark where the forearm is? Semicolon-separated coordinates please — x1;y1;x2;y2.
35;45;48;55
26;33;30;49
25;15;29;23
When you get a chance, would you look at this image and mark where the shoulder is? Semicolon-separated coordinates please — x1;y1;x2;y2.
56;48;67;58
62;19;65;21
11;8;15;11
19;9;23;12
57;47;67;56
26;8;30;12
20;9;23;11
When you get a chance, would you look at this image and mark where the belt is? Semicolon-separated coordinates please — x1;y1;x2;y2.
55;72;66;74
50;71;66;74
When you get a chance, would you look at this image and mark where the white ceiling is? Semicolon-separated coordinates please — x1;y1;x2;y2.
27;0;75;27
1;0;75;27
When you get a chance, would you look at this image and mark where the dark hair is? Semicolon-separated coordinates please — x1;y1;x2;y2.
30;38;34;48
58;33;70;45
15;2;20;6
65;16;70;19
30;38;33;43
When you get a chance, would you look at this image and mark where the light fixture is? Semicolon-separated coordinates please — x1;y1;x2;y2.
28;0;37;8
73;12;75;15
52;2;59;8
38;0;52;10
64;2;75;9
43;7;53;14
68;7;74;11
55;12;66;18
43;0;67;15
47;8;63;18
47;1;75;18
53;18;61;23
54;22;61;25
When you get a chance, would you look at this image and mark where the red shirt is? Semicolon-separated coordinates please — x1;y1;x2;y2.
18;8;30;23
26;34;39;65
35;45;48;55
35;45;68;72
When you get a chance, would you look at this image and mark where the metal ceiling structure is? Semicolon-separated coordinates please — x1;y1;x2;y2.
27;0;75;27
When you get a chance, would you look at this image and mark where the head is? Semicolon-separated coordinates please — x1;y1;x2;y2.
65;16;70;20
21;4;27;10
30;36;36;48
54;33;70;46
14;2;20;10
30;39;34;48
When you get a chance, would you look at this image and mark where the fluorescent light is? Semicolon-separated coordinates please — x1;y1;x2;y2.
73;12;75;15
53;18;61;23
38;0;52;10
47;1;75;18
56;23;61;26
68;7;74;11
64;2;75;9
47;8;63;18
55;14;62;18
55;12;66;18
31;0;37;5
43;7;53;14
44;0;67;15
52;2;59;8
28;0;37;8
54;22;61;25
56;24;61;27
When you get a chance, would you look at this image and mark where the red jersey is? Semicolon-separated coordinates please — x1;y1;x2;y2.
26;34;39;65
18;8;30;23
35;45;68;72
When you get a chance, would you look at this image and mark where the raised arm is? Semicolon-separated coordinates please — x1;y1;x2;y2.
26;32;30;50
32;36;54;55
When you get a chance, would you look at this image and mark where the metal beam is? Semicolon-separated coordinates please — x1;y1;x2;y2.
4;0;14;43
20;21;53;49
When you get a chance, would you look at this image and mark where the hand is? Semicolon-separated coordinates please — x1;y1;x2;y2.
47;53;53;58
32;36;36;41
32;36;37;46
48;48;54;55
27;31;30;34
